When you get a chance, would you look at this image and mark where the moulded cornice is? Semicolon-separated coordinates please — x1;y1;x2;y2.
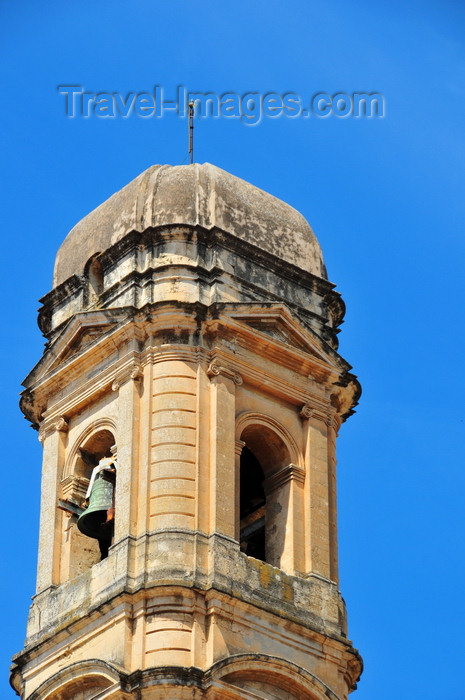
49;221;335;304
23;308;130;387
22;300;358;425
209;346;330;410
207;306;345;386
19;570;355;691
29;301;341;391
229;304;331;362
39;352;144;423
212;305;360;419
36;344;209;425
26;302;204;396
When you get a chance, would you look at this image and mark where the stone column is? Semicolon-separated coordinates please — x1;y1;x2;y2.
36;418;68;591
302;406;331;579
196;362;212;535
137;361;152;539
150;358;198;531
207;363;241;539
264;464;305;573
327;414;341;584
234;440;246;541
112;363;143;543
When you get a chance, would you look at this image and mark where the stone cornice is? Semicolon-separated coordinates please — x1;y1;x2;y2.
22;308;131;388
19;532;355;672
206;312;341;385
45;225;335;315
34;344;210;425
39;353;144;424
212;225;335;295
207;346;333;410
37;224;344;360
22;301;358;426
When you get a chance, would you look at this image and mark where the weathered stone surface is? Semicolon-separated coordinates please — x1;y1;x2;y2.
53;163;327;287
13;164;362;700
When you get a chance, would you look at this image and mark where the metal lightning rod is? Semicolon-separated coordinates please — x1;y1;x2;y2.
188;101;194;164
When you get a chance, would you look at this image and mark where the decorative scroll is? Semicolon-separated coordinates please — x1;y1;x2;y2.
54;416;69;433
300;403;338;429
38;416;69;443
112;363;143;391
207;362;242;386
299;403;313;419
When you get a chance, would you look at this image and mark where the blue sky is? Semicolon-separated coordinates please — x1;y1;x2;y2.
1;1;464;698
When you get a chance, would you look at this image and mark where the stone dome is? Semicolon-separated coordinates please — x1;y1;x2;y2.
53;163;326;287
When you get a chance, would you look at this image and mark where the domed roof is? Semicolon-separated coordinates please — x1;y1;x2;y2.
53;163;326;287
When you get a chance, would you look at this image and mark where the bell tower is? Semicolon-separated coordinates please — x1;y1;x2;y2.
11;164;362;699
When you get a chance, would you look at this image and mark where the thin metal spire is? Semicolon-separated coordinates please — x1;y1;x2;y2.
188;101;194;164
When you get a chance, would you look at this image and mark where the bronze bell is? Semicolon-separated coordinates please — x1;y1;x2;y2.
77;467;115;558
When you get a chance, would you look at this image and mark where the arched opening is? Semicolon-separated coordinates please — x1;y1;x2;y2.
74;429;115;481
239;423;292;568
240;447;266;560
43;675;112;700
85;254;104;306
76;430;116;561
60;428;116;581
212;654;338;700
28;660;120;700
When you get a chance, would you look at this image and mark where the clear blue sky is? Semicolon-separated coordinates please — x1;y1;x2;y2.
1;1;464;698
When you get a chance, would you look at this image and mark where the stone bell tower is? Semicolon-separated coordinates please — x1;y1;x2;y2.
11;164;362;699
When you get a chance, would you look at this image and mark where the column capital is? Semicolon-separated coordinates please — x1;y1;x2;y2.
264;463;305;494
235;439;246;457
112;362;143;392
301;404;338;428
38;416;69;444
325;413;341;433
207;362;242;386
299;403;313;419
